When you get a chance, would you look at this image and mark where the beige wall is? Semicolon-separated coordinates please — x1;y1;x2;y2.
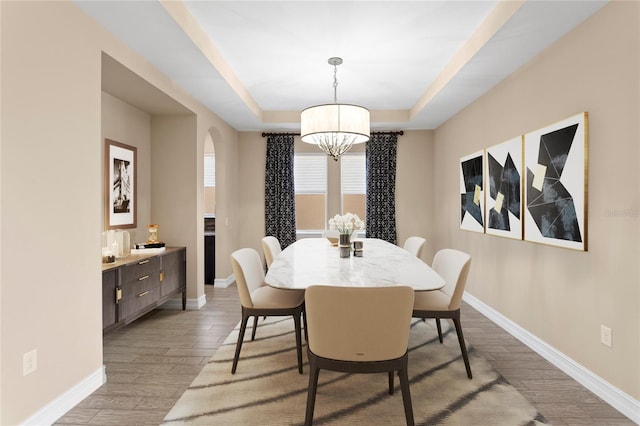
236;132;266;258
1;2;238;423
151;116;200;300
102;92;152;243
396;130;436;262
204;135;215;214
208;126;239;282
1;3;103;424
433;1;639;399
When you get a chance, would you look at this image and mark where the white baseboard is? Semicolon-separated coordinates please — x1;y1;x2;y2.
159;295;206;310
214;274;235;288
22;365;105;426
463;292;640;425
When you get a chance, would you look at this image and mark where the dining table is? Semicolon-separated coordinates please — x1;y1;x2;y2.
265;237;445;291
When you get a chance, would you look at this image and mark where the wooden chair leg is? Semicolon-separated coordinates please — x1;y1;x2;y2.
388;371;394;395
302;307;308;342
452;315;472;379
304;363;320;426
232;314;250;374
251;315;259;341
435;318;443;343
294;312;304;374
398;367;415;426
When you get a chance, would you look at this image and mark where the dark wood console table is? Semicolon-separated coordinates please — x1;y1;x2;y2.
102;247;186;334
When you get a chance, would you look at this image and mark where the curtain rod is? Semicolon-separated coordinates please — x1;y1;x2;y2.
260;130;404;137
373;130;404;136
261;132;300;137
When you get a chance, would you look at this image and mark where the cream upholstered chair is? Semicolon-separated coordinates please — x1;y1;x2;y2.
261;235;282;269
413;248;472;379
230;248;305;374
260;236;307;341
304;285;415;426
403;236;426;258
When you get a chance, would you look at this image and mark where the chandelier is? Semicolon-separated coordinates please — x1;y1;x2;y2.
300;57;370;161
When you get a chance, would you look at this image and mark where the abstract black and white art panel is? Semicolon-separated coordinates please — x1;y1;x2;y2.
524;112;588;250
460;150;484;233
485;136;523;240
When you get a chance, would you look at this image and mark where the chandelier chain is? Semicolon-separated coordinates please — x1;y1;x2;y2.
333;63;339;104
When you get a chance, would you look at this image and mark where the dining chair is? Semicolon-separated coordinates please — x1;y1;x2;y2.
412;248;473;379
261;235;282;269
402;236;426;258
304;285;415;426
230;248;305;374
260;236;308;341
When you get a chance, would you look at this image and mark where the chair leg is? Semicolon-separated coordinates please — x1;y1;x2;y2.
302;306;308;342
452;315;472;379
251;315;259;341
398;367;415;426
388;371;394;395
304;362;320;426
435;318;443;343
294;311;304;374
231;313;250;374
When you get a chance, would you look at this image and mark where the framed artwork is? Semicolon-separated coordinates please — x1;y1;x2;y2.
460;150;484;233
485;136;523;240
105;139;137;229
523;112;588;250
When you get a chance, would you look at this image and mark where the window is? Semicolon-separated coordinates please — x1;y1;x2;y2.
204;153;215;187
341;153;366;220
204;153;216;213
294;154;327;230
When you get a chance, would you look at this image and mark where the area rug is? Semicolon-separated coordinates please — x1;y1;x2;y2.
163;316;548;425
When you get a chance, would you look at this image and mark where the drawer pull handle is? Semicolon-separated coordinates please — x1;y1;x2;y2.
138;260;150;265
138;275;149;281
138;290;150;298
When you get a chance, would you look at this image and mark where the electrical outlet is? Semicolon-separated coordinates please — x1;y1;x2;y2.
600;325;612;348
23;349;38;376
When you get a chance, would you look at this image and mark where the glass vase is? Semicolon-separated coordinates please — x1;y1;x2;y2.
339;232;351;258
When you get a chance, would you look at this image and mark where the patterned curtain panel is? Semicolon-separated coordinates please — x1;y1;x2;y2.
366;133;398;245
265;134;297;248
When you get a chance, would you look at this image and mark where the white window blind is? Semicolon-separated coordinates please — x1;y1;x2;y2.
204;154;215;187
295;154;326;194
341;153;366;194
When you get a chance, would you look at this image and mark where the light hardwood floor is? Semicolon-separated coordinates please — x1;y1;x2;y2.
56;285;633;426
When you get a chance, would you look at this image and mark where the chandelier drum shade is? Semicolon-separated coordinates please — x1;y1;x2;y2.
300;57;370;161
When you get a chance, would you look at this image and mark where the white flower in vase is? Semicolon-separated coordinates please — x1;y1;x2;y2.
328;213;365;236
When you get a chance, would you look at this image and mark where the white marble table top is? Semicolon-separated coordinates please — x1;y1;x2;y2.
265;238;445;291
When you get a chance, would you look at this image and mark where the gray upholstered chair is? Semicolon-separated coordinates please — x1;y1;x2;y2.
413;248;473;379
230;248;305;374
403;236;426;258
261;235;282;268
304;285;415;426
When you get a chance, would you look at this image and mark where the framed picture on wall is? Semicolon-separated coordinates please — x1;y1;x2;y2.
484;136;523;240
460;150;485;233
105;139;137;229
523;112;588;250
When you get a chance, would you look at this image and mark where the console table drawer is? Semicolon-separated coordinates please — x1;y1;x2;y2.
121;273;160;301
121;257;160;284
120;287;161;319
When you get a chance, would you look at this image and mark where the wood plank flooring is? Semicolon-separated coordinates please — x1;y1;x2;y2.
56;285;633;426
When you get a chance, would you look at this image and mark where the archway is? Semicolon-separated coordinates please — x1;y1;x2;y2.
204;133;216;284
